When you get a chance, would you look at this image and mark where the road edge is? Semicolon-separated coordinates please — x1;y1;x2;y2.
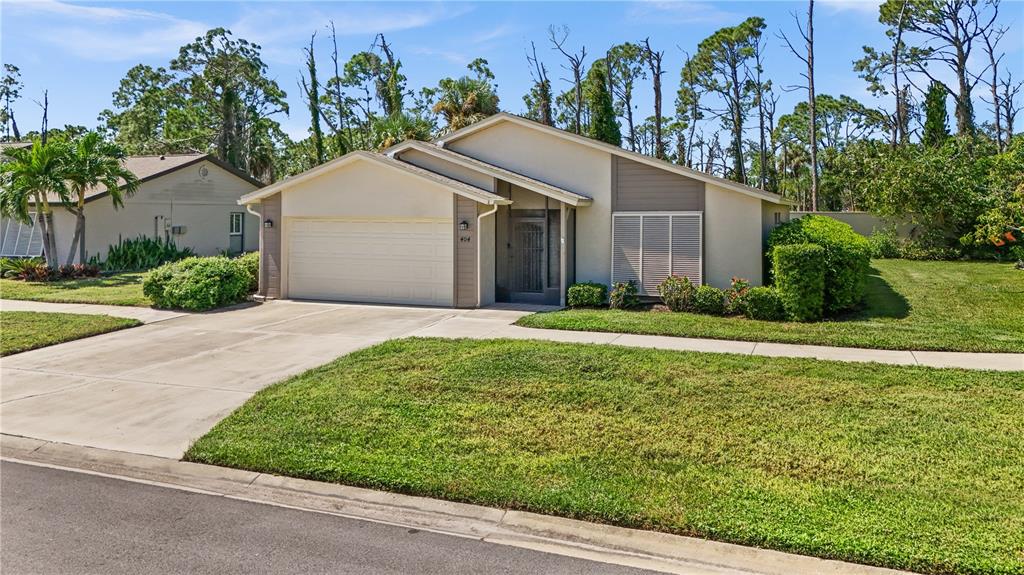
0;434;911;575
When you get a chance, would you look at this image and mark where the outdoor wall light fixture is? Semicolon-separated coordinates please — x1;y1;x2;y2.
459;220;470;231
264;218;274;229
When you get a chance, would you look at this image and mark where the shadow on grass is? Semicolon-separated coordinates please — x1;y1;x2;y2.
839;267;910;321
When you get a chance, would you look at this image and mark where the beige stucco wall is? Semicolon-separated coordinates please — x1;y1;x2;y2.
448;121;613;286
761;201;791;243
397;149;495;191
704;183;764;288
50;159;258;264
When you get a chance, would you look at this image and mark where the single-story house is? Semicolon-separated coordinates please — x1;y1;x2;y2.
240;113;795;308
1;153;262;262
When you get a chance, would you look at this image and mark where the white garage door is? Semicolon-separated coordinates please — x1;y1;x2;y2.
287;217;453;306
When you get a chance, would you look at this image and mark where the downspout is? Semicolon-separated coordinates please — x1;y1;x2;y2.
245;202;263;296
476;202;499;307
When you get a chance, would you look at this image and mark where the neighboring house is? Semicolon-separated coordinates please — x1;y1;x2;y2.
240;113;794;308
1;153;262;262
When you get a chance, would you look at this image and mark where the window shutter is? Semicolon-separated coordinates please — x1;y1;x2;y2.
641;215;670;295
611;215;641;286
671;214;702;285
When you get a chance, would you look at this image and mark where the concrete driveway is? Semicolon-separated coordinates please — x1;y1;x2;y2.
0;301;529;458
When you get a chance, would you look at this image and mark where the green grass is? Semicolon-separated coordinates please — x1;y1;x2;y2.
0;272;150;307
187;338;1024;575
517;260;1023;353
0;311;140;355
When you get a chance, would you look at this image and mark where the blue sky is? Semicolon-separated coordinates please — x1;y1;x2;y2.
2;0;1022;141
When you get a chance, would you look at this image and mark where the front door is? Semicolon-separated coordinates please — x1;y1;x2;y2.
509;216;546;303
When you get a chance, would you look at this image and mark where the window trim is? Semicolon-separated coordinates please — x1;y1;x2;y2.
229;212;244;236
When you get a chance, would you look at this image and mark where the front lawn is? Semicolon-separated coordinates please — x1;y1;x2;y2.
0;272;150;307
187;338;1023;575
0;311;140;355
517;260;1023;353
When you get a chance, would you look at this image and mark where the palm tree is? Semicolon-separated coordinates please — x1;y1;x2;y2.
0;141;70;267
432;76;500;135
62;132;140;264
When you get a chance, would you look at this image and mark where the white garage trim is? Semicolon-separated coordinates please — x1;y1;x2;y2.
283;216;454;306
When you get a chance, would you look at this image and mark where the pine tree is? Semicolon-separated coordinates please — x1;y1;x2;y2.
584;60;621;146
922;81;949;147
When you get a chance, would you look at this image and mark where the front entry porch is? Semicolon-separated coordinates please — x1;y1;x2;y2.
493;181;576;306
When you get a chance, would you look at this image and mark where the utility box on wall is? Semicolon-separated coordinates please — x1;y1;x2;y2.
170;225;187;235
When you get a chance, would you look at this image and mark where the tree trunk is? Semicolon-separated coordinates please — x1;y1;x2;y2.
807;0;819;212
65;210;80;266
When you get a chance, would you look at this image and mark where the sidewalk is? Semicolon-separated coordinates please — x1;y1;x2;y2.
0;299;184;324
4;298;1021;371
0;434;912;575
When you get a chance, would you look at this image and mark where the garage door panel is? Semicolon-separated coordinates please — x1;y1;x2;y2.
287;218;453;306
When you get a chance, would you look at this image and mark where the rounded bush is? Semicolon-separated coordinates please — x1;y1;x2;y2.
768;215;870;314
567;281;607;307
772;244;826;322
657;275;695;312
143;256;252;311
692;285;726;315
609;280;640;310
743;286;786;321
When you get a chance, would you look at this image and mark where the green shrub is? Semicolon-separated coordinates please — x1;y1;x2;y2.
692;285;726;315
768;215;870;314
1;257;44;279
609;280;640;310
95;235;194;272
237;251;260;293
143;256;251;311
567;281;607;307
657;275;695;312
867;229;901;259
724;277;751;316
773;244;826;322
743;286;786;321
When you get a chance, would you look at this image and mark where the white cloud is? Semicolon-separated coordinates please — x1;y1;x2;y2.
626;1;740;25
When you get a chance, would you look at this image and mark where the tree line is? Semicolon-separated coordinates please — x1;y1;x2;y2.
1;0;1021;255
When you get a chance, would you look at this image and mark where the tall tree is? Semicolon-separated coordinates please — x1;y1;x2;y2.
548;25;587;135
606;43;645;151
675;52;704;168
640;39;666;159
433;59;500;134
751;34;772;189
62;132;140;264
299;32;326;166
98;65;183;154
977;21;1007;149
687;17;765;183
584;60;621;146
0;141;69;267
524;41;553;125
1;64;23;141
781;2;818;209
922;80;950;146
170;28;289;174
880;0;1001;135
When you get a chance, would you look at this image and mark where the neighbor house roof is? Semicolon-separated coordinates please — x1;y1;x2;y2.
32;152;263;204
238;151;512;206
435;112;796;206
387;140;593;207
0;141;32;151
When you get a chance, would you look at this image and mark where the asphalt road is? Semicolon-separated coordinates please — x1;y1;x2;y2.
1;462;658;575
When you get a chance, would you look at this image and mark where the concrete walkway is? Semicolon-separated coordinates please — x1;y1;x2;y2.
3;298;1021;372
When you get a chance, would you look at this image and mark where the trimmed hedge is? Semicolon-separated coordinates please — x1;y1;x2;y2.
767;215;870;314
567;281;607;307
657;275;696;312
143;256;256;311
773;244;826;322
237;251;260;293
743;286;786;321
692;285;726;316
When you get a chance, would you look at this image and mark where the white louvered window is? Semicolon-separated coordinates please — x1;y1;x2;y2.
0;214;44;258
612;212;702;296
